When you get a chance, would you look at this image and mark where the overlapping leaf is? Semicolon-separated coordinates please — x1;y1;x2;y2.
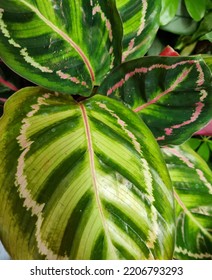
184;0;207;22
0;0;122;96
160;0;179;26
0;87;174;259
98;56;212;145
115;0;160;61
162;144;212;260
160;0;198;36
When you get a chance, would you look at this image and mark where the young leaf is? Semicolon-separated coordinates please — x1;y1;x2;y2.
162;144;212;260
184;0;206;22
0;0;122;96
98;56;212;145
0;87;175;260
160;0;179;26
161;0;198;36
187;138;202;150
175;13;212;52
115;0;161;61
197;142;210;162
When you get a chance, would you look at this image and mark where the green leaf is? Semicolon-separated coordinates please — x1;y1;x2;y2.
0;87;174;259
202;56;212;73
197;142;210;162
175;12;212;52
160;0;179;26
161;0;198;35
187;138;202;150
208;140;212;152
193;12;212;41
115;0;160;61
200;31;212;42
98;56;212;145
0;0;122;96
162;144;212;260
185;0;206;22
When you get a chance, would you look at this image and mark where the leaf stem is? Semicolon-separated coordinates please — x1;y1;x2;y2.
0;97;7;103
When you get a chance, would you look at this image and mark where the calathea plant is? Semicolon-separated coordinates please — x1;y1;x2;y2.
0;0;211;260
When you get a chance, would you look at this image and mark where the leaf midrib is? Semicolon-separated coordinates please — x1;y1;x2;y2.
80;103;117;259
20;0;95;82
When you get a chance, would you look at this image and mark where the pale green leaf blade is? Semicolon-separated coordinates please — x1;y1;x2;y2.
0;0;122;96
0;87;174;259
115;0;160;60
162;144;212;260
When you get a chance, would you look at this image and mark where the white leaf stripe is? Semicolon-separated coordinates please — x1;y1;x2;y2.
175;246;212;259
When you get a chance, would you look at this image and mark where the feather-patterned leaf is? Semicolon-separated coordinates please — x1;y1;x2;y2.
0;87;174;260
115;0;160;61
98;56;212;145
0;0;122;96
162;144;212;260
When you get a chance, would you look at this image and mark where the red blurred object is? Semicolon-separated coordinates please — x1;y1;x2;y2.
159;45;179;56
195;121;212;136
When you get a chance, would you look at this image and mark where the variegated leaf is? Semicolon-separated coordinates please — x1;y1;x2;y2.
0;87;175;260
0;0;122;96
98;56;212;145
162;144;212;260
115;0;160;61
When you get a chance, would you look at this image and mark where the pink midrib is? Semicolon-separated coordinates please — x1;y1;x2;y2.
134;68;192;112
80;104;105;220
0;77;19;91
20;0;95;82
